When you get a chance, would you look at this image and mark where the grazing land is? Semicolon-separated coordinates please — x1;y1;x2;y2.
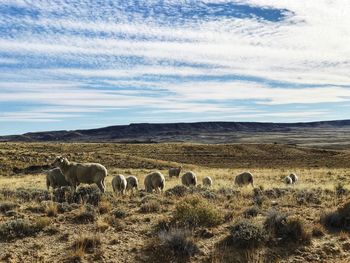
1;142;350;262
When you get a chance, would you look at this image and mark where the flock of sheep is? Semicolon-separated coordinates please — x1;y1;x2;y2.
45;156;299;194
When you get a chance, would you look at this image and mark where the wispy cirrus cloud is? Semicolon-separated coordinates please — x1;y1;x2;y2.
0;0;349;134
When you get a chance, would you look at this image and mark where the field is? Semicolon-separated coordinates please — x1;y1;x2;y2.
1;142;350;262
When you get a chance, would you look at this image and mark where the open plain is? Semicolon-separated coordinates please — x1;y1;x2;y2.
1;142;350;262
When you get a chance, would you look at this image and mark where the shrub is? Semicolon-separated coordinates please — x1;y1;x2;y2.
2;188;50;202
295;189;321;205
72;233;101;254
57;202;74;213
173;195;223;228
264;211;311;244
104;215;125;231
53;185;102;205
110;209;127;219
0;218;49;241
321;201;350;231
158;228;199;258
312;223;325;237
0;201;18;213
165;185;189;197
226;220;266;249
25;202;46;213
46;202;58;217
243;206;260;218
140;200;161;213
96;218;109;232
72;206;96;224
98;200;111;214
335;183;348;197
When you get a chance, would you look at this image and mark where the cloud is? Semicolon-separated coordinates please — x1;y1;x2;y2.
0;0;349;131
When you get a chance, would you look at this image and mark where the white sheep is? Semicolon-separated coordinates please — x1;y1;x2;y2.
168;166;182;178
144;171;165;193
112;174;127;195
289;173;298;184
202;176;213;187
53;156;108;193
284;175;293;185
45;167;71;190
126;176;138;192
235;172;254;187
181;171;197;187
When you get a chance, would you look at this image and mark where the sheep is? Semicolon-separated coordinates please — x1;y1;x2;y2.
235;172;254;187
53;156;108;193
112;174;127;195
181;171;197;187
168;166;182;178
44;168;70;190
284;175;293;185
202;176;213;187
126;176;138;192
289;173;298;184
144;171;165;193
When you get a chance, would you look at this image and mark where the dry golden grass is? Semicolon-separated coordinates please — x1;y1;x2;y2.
1;142;350;262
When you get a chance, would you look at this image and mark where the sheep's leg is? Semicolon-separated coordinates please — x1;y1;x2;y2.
96;181;105;193
101;179;106;192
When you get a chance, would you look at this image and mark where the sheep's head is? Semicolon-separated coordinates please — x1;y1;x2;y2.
53;156;68;167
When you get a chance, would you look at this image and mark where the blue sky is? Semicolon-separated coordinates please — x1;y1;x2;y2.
1;0;350;135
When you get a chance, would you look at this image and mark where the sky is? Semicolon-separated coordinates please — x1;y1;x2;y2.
1;0;350;135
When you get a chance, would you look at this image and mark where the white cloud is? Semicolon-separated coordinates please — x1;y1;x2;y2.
1;0;350;125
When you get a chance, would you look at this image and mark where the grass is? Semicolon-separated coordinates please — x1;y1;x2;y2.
2;142;350;262
46;201;58;217
71;206;96;224
264;211;311;245
69;233;102;262
321;200;350;232
0;217;50;241
0;201;18;213
139;199;161;213
173;195;223;228
226;219;267;249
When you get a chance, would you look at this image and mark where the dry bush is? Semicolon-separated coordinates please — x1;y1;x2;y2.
312;223;325;237
72;205;96;224
25;202;46;213
264;211;311;245
294;189;321;205
0;201;18;213
0;217;50;241
144;228;199;263
335;183;348;197
243;206;261;218
140;200;161;213
96;218;109;232
57;202;75;213
104;215;125;231
98;200;111;214
173;195;223;228
46;201;58;217
0;188;50;202
321;201;350;232
158;228;199;257
110;208;127;219
72;234;101;252
225;220;266;249
53;185;102;205
165;185;189;197
68;233;102;262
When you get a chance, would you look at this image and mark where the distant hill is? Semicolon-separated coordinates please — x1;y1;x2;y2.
2;120;350;148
